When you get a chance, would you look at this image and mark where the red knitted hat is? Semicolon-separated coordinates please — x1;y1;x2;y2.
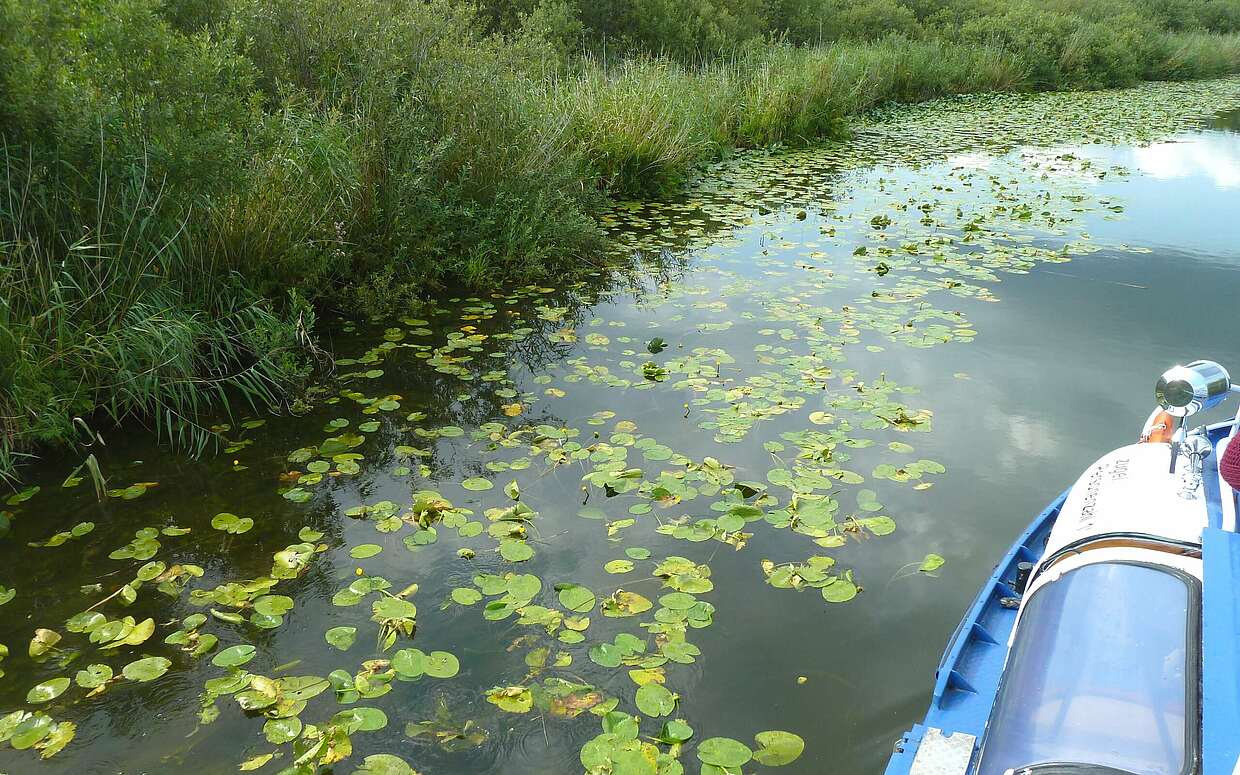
1221;436;1240;491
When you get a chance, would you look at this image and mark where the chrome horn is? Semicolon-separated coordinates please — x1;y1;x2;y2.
1156;360;1232;417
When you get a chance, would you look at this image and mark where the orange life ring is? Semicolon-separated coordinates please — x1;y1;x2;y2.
1141;410;1176;443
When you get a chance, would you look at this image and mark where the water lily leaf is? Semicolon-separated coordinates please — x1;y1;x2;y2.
239;753;275;771
212;644;256;668
75;664;113;689
0;586;14;605
658;592;696;611
451;587;482;605
556;584;596;613
462;477;492;491
658;719;693;743
10;712;53;749
29;629;60;659
392;648;426;678
254;595;294;617
369;595;419;620
635;684;676;717
426;651;460;678
264;716;303;744
487;686;533;713
603;591;652;617
351;753;414;775
821;578;858;603
104;617;155;648
350;544;383;559
506;574;542;601
857;516;896;536
589;643;622;668
605;559;634;574
326;626;358;651
698;737;753;768
26;677;69;703
36;718;75;757
210;512;254;534
334;706;388;732
122;656;171;682
753;730;805;766
499;540;534;562
919;553;946;572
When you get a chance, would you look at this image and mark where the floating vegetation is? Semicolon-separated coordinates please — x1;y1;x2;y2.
2;78;1239;773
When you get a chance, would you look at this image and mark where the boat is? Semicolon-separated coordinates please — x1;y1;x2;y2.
884;359;1240;775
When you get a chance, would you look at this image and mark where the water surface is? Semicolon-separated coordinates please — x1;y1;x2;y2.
3;79;1240;775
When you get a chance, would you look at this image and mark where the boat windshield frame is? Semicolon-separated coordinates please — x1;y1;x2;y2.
976;559;1202;775
1011;761;1148;775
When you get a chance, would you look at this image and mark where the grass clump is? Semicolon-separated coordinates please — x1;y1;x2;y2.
3;0;1240;478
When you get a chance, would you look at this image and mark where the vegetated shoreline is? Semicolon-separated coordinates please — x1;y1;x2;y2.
3;0;1240;482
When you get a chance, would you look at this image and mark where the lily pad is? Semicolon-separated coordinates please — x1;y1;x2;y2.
122;656;171;682
26;678;70;703
425;651;460;678
326;626;358;651
753;730;805;766
635;684;676;717
698;737;753;768
352;754;414;775
212;644;256;668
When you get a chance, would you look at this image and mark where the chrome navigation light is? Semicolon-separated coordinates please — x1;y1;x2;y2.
1156;360;1232;417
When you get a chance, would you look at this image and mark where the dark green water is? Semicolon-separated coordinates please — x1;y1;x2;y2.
3;82;1240;775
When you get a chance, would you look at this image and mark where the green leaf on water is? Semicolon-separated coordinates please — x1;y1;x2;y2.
499;540;534;562
350;544;383;559
426;651;460;678
122;656;171;682
462;477;492;491
211;644;256;668
658;719;694;744
26;677;69;703
821;578;858;603
75;664;113;689
326;626;358;651
210;512;254;534
857;516;896;536
698;737;753;768
753;730;805;766
556;583;596;613
635;684;676;717
253;595;294;617
352;754;414;775
392;648;426;679
487;686;533;713
264;716;302;744
919;553;946;572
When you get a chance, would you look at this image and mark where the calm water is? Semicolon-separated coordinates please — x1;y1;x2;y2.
3;88;1240;775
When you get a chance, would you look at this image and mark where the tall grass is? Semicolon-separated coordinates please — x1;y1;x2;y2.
0;150;308;469
4;0;1240;480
